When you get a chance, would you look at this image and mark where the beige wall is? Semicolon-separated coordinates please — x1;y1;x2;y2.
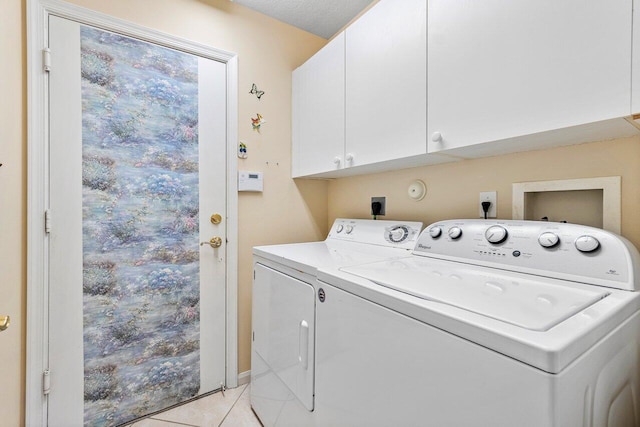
5;1;640;425
1;0;27;425
328;136;640;250
0;0;327;423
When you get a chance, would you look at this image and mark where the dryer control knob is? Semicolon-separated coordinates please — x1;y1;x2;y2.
485;225;508;244
388;226;409;243
575;235;600;253
448;226;462;240
336;225;344;233
345;225;354;234
538;232;560;248
429;226;442;238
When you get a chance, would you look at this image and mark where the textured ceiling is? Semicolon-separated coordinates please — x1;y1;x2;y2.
231;0;375;39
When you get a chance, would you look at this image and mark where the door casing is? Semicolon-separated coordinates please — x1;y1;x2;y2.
26;1;239;425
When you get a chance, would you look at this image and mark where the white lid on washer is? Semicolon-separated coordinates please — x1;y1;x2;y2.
341;257;609;332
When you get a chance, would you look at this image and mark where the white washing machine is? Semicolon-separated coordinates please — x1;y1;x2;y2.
250;218;423;427
315;220;640;427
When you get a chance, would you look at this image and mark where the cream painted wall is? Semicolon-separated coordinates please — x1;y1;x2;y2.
0;0;27;425
7;1;640;425
1;0;327;423
328;136;640;250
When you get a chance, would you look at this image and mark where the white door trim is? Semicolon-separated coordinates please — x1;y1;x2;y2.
26;1;239;424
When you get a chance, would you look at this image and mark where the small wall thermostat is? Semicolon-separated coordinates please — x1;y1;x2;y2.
238;170;263;192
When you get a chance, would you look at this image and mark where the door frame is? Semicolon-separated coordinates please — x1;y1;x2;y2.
26;0;239;424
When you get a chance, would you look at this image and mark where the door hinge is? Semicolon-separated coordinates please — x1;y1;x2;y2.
43;48;51;72
43;369;51;395
45;209;52;234
253;270;255;280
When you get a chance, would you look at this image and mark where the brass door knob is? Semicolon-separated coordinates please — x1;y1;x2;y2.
210;214;222;225
200;237;223;248
0;315;10;331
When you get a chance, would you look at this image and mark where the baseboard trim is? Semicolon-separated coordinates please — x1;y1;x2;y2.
238;370;251;386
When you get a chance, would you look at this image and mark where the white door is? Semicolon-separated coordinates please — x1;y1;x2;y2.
48;16;227;426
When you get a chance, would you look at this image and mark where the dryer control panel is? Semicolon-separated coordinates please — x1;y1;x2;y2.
328;218;422;250
414;220;640;291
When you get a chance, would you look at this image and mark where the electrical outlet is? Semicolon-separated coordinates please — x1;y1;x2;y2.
479;191;497;218
371;196;386;216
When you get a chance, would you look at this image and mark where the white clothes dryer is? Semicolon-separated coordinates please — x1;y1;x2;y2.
315;220;640;426
250;218;423;427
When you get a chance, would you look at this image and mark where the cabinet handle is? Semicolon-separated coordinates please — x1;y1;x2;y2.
431;132;443;143
345;153;354;163
333;157;341;165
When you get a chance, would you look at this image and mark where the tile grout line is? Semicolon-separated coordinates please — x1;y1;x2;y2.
217;383;249;427
147;418;199;427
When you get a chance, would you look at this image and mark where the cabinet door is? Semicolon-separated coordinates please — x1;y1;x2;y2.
634;0;640;114
428;0;632;154
292;33;345;178
345;0;427;167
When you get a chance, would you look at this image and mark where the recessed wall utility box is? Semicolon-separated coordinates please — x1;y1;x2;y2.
512;177;621;233
238;171;263;192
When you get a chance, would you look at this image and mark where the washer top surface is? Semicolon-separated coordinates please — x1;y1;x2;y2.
320;260;640;373
318;219;640;373
253;218;423;276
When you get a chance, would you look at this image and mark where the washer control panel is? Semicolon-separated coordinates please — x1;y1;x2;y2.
328;218;422;250
415;220;640;290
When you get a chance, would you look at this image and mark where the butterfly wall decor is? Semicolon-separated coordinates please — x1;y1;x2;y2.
249;83;265;100
251;113;266;132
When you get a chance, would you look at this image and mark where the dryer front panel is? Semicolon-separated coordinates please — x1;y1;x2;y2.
253;263;315;411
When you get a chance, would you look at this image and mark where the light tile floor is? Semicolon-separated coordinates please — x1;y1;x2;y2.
129;384;262;427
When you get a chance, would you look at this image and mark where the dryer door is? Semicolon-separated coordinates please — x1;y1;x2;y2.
253;263;315;410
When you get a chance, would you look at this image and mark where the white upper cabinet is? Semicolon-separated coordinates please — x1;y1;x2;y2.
428;0;635;156
292;33;345;178
633;0;640;115
293;0;442;178
346;0;427;167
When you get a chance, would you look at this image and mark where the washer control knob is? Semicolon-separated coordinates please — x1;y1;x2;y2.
448;226;462;240
485;225;508;244
345;225;354;234
336;225;344;233
429;226;442;238
538;232;560;248
575;235;600;253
